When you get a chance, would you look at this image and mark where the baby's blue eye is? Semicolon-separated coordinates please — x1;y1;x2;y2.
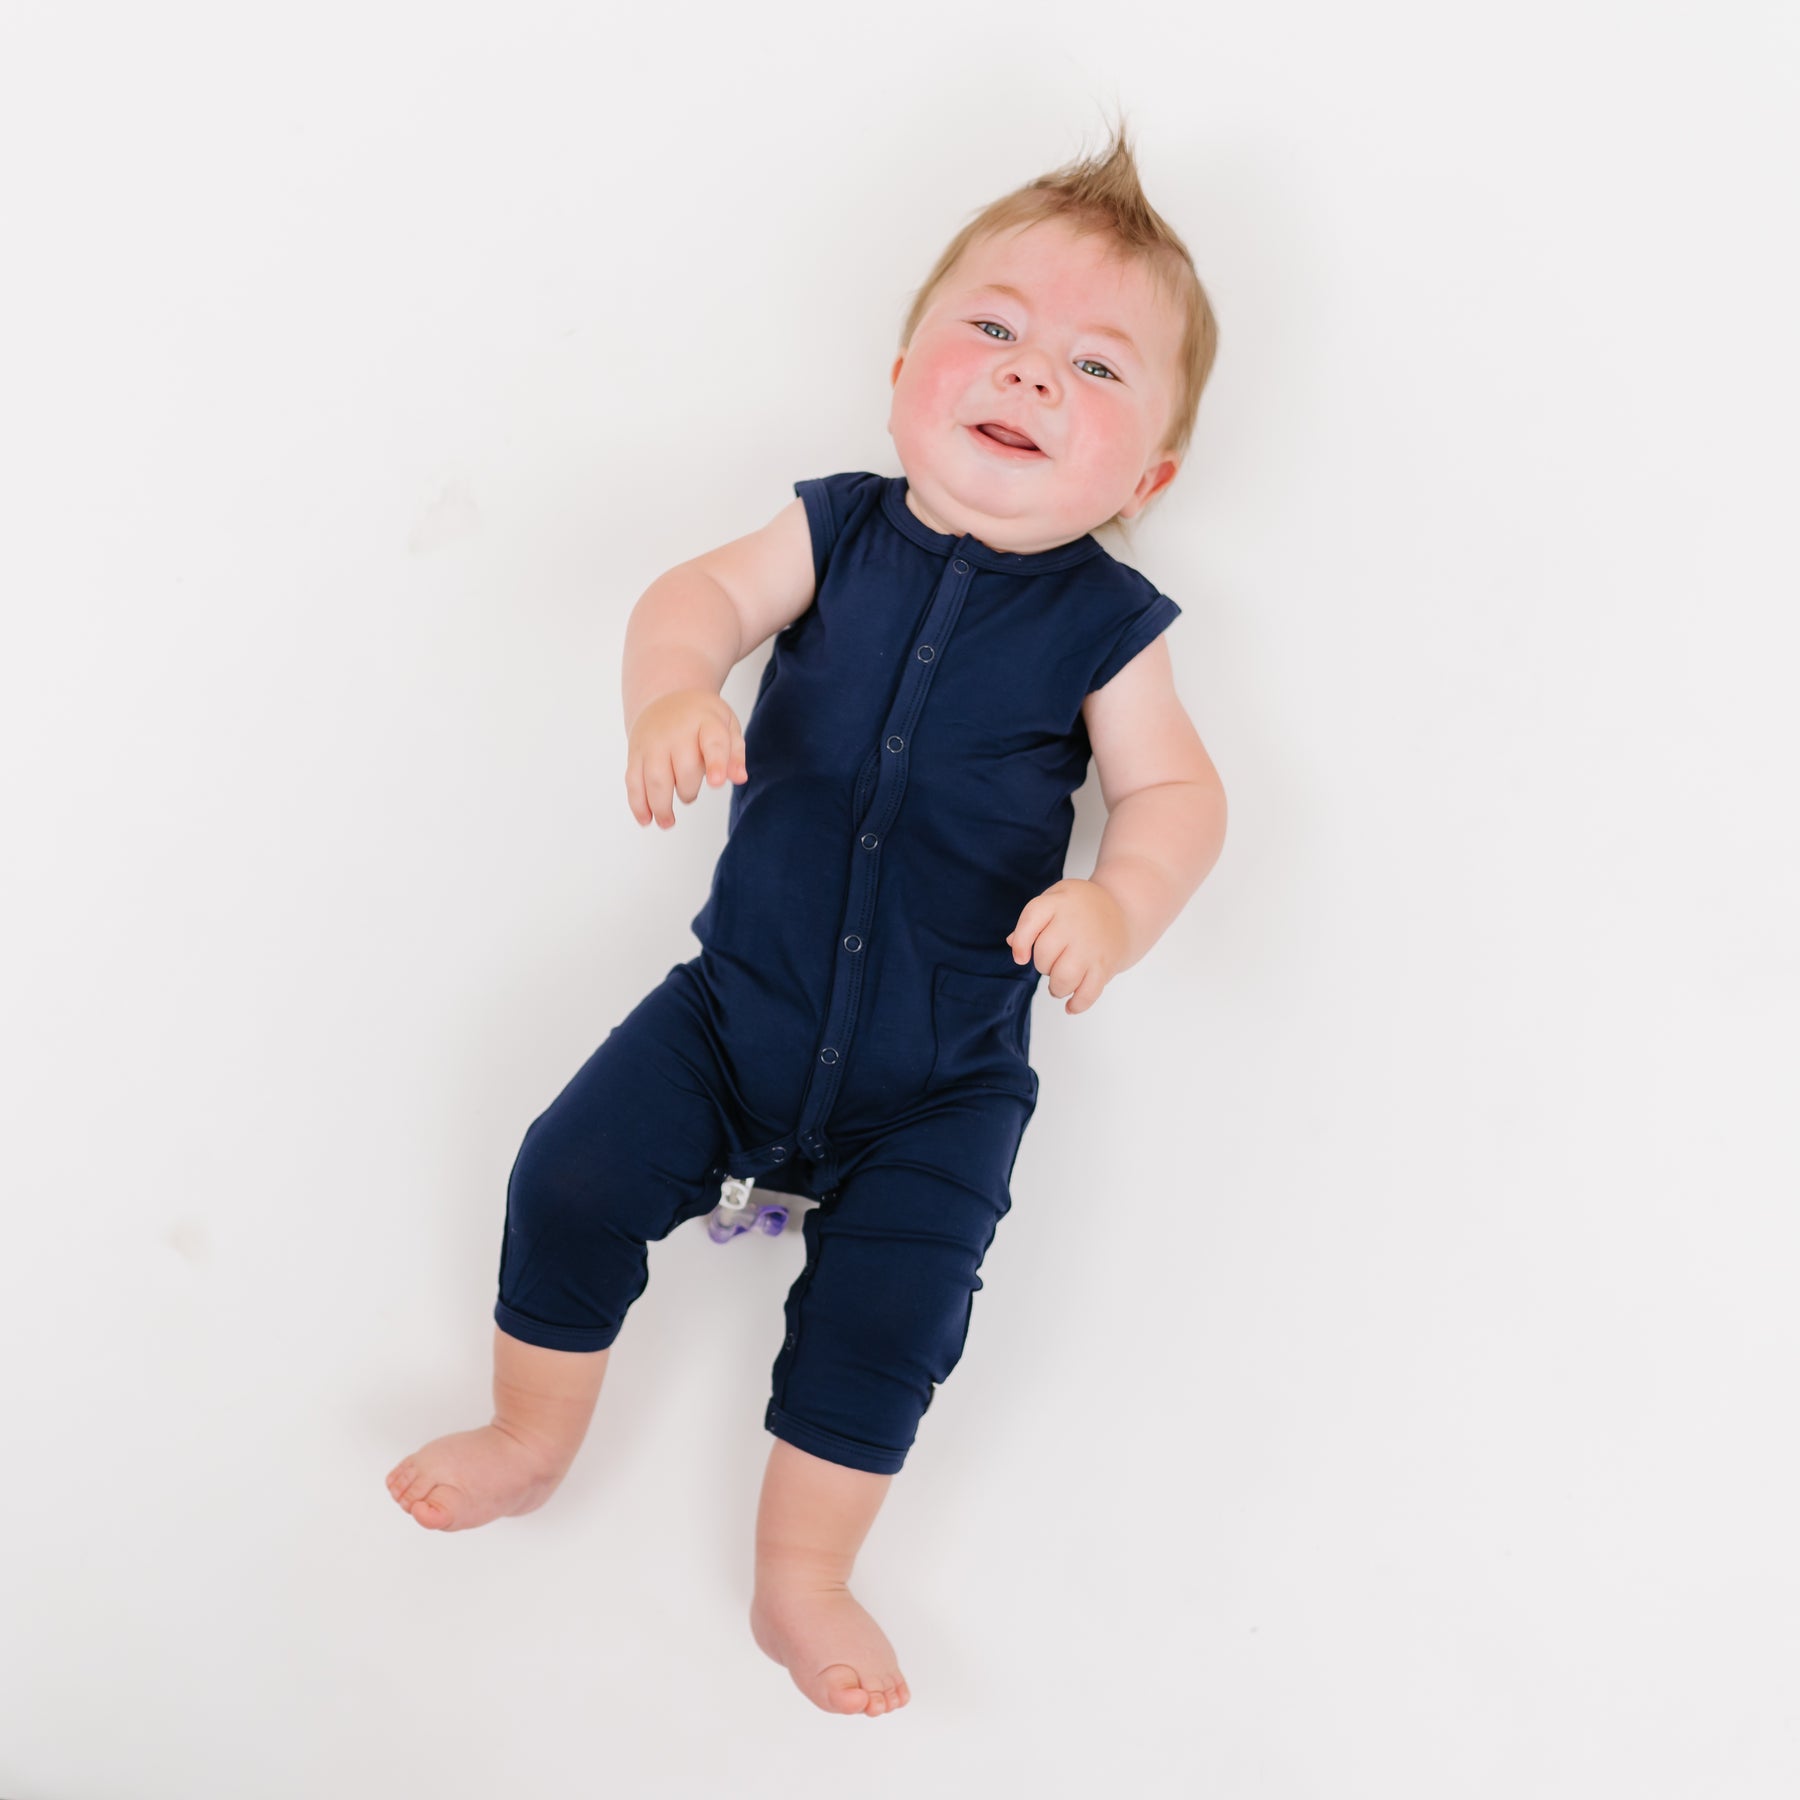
973;321;1120;382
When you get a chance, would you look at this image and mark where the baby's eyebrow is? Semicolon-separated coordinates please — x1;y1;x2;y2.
966;282;1140;358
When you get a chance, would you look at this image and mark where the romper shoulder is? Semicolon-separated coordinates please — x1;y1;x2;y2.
1082;557;1184;696
791;471;887;592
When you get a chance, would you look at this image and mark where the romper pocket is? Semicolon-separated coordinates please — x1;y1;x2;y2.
925;967;1034;1098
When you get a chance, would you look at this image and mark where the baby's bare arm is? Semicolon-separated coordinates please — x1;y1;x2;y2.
622;563;744;739
622;497;816;735
622;566;745;829
1081;637;1227;971
620;499;818;828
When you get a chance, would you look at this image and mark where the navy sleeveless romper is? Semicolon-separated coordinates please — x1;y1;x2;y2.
494;471;1182;1474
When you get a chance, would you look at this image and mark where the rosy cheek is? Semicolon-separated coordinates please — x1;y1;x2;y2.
914;342;985;404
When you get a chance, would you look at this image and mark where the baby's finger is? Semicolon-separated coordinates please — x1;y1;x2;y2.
1065;965;1105;1015
1037;935;1076;991
1014;917;1055;973
1009;898;1047;960
646;749;677;829
625;756;650;827
1054;951;1092;1007
728;717;748;783
698;718;729;786
670;737;706;807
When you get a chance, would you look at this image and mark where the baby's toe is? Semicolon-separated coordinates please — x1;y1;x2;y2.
867;1674;904;1716
817;1664;873;1713
387;1460;461;1528
410;1489;455;1529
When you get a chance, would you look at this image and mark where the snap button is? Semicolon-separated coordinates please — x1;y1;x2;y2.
771;1146;785;1157
819;1047;839;1065
843;934;862;952
953;558;969;574
885;735;904;753
785;1332;796;1346
916;644;934;662
860;832;879;849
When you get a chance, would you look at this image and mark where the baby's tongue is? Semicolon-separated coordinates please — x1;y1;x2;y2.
981;424;1035;449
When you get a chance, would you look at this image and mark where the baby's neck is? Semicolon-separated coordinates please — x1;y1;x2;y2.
900;484;1091;557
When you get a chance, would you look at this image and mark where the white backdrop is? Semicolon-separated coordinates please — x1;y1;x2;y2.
3;3;1796;1795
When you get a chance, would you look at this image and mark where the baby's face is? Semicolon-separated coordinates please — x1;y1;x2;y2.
886;218;1183;554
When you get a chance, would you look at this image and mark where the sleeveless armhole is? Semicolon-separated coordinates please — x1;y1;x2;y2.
1088;590;1183;694
792;478;839;595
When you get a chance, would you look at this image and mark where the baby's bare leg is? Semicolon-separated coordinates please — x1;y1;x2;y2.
749;1441;912;1716
492;1328;611;1461
386;1327;611;1532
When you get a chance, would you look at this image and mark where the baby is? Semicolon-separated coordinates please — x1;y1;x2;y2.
387;119;1227;1719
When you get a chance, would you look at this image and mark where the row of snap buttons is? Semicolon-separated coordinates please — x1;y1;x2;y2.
795;570;961;1206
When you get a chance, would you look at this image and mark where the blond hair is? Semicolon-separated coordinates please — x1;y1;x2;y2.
897;111;1219;532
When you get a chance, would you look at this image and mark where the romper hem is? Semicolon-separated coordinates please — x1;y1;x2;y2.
494;1300;621;1353
765;1401;910;1476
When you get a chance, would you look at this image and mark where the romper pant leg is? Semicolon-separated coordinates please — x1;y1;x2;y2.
763;1090;1034;1476
495;964;736;1353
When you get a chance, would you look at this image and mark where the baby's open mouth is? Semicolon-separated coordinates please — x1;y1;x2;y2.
971;422;1044;456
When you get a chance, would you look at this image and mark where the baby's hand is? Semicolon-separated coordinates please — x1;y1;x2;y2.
1006;879;1129;1014
625;689;748;830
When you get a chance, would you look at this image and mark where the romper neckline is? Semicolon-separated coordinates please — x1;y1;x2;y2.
880;476;1104;574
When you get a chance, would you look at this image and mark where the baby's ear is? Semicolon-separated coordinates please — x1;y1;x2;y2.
1124;456;1180;518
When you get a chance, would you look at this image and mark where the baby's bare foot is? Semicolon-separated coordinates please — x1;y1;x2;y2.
750;1578;912;1716
385;1424;569;1532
